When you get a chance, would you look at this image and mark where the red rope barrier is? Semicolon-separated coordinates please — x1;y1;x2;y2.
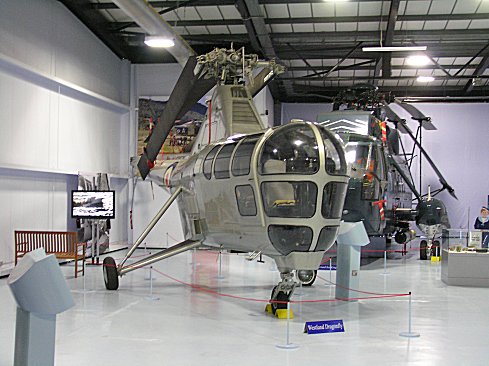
150;267;410;304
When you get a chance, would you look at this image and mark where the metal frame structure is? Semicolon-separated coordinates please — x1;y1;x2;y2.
58;0;489;102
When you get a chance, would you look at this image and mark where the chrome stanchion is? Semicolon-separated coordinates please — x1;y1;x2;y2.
324;258;334;287
399;292;420;338
276;302;300;350
216;250;225;280
145;266;160;301
380;250;390;275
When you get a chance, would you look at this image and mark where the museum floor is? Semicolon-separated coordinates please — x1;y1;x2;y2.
1;247;489;366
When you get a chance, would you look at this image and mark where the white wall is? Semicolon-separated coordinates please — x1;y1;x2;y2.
281;101;489;231
389;103;489;230
0;0;129;104
0;0;131;270
131;64;185;246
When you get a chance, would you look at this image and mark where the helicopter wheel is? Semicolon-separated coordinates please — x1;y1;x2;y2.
297;270;317;286
271;287;290;315
420;240;428;260
432;240;441;257
103;256;119;290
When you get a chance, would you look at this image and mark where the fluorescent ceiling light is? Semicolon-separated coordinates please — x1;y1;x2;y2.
406;55;431;66
416;76;435;83
144;36;175;48
362;46;427;52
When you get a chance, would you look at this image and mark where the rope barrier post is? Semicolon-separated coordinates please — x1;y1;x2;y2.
325;258;333;287
276;302;300;350
399;292;420;338
144;242;152;280
216;250;225;280
380;250;390;276
82;257;86;291
72;254;95;294
295;278;303;296
145;266;160;301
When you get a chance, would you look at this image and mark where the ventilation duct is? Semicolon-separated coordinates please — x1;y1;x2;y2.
112;0;195;66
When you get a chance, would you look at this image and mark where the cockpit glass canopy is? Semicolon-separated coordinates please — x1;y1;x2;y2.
259;124;319;175
317;127;347;176
343;135;383;180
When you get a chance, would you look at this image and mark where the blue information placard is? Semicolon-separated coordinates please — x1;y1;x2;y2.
319;264;336;270
304;320;345;335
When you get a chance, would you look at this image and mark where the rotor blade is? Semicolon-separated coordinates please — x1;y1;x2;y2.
249;66;282;97
395;101;437;130
382;104;412;134
398;121;458;200
137;56;215;179
387;155;422;202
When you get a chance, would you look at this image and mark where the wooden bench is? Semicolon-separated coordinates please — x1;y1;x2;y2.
14;231;86;278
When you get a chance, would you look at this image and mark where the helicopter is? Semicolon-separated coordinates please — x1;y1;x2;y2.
317;85;455;261
102;47;350;316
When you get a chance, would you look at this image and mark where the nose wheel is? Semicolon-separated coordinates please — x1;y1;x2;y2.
267;272;296;318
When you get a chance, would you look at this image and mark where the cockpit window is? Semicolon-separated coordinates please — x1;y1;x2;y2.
235;185;257;216
259;124;319;175
214;143;236;179
343;136;384;201
343;136;384;179
261;181;317;218
322;182;347;219
231;135;260;176
203;146;220;180
317;127;347;176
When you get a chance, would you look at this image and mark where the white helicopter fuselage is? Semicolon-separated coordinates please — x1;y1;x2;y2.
163;85;349;272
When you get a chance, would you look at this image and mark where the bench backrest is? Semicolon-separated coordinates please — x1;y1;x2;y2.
15;231;78;254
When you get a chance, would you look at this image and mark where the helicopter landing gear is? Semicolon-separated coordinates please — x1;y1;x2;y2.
266;272;297;318
296;269;317;286
103;256;119;290
420;240;428;260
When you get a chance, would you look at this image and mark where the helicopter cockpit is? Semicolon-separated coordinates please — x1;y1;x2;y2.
172;122;349;265
256;122;348;257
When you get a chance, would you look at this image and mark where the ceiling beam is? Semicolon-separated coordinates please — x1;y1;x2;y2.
280;75;489;81
91;0;452;9
183;29;489;43
285;43;323;77
372;58;382;86
107;13;489;29
235;0;285;98
381;0;400;78
235;0;276;57
286;64;478;72
291;83;489;96
59;0;129;59
465;54;489;93
454;42;489;77
111;0;200;32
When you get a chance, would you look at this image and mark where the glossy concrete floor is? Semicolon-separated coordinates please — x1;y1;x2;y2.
1;248;489;366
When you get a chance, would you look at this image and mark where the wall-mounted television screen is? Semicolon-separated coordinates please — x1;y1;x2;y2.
71;191;115;219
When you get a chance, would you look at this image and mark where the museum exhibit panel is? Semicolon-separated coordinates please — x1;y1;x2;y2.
1;0;489;365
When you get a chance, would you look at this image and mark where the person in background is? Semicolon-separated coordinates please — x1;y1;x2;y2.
474;207;489;248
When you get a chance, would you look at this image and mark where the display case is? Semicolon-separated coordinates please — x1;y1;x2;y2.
441;229;489;287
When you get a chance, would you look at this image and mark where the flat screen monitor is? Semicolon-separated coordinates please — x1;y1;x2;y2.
71;191;115;219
